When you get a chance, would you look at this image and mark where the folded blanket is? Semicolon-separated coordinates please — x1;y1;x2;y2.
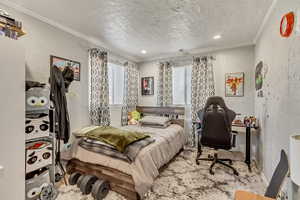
82;126;150;152
78;137;155;163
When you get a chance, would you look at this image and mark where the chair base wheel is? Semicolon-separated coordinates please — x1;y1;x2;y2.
233;171;239;176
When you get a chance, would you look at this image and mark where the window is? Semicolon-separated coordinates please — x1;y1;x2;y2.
172;65;192;105
108;63;124;105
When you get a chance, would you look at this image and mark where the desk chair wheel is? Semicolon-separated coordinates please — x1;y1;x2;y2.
233;170;239;176
209;169;215;175
196;160;200;165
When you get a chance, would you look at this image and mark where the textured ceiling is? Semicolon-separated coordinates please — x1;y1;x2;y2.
3;0;273;62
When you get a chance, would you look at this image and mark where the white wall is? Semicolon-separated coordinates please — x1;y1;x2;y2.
138;61;160;106
0;37;25;200
214;46;255;115
138;45;256;154
254;0;300;199
139;45;255;115
0;3;91;132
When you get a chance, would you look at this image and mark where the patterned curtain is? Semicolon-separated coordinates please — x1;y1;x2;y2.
191;56;215;122
88;48;111;126
157;62;173;106
121;62;139;126
190;56;215;146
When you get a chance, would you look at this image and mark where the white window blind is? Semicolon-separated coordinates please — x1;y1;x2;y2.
108;63;124;105
172;65;192;105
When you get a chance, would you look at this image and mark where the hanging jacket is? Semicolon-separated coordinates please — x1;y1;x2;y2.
50;66;71;143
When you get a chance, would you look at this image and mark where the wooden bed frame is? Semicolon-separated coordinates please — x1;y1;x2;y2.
66;106;185;200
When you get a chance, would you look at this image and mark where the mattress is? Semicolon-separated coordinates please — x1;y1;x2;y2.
64;124;185;197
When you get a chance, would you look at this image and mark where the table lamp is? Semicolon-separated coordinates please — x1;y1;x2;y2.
290;135;300;186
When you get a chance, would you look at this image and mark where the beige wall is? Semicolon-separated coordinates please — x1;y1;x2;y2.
139;45;255;115
0;3;91;133
254;0;300;199
138;45;256;154
0;37;25;200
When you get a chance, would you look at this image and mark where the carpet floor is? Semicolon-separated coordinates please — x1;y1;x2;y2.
57;148;266;200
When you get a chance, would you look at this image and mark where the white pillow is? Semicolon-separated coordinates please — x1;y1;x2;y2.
139;116;170;126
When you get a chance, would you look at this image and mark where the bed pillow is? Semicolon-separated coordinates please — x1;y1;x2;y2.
139;116;171;128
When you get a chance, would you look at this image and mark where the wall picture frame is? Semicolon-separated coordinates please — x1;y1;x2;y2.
141;77;154;96
50;55;81;81
225;72;244;97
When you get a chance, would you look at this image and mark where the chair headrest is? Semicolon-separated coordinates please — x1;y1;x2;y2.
204;96;227;112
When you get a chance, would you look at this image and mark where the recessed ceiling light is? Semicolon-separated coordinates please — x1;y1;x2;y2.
141;50;147;54
213;35;222;40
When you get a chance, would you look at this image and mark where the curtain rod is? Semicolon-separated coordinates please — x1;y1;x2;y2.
88;46;137;66
155;54;216;64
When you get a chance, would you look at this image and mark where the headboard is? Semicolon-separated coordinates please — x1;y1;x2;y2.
136;106;185;127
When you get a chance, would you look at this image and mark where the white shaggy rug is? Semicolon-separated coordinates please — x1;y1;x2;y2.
57;148;266;200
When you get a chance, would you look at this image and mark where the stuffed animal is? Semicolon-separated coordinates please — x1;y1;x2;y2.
26;86;50;113
128;110;141;125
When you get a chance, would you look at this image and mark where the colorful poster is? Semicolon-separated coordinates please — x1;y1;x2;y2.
225;72;244;97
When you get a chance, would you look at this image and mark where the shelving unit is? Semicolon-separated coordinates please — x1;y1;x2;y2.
0;21;26;37
25;86;58;200
0;14;26;39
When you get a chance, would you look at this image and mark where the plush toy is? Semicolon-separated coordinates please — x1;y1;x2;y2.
128;110;141;125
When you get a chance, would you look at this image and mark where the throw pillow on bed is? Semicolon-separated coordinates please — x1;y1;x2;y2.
128;110;141;125
139;115;171;128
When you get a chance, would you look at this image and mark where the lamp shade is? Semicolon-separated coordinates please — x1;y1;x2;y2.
290;135;300;186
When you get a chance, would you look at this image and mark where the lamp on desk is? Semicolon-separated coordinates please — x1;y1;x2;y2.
290;135;300;186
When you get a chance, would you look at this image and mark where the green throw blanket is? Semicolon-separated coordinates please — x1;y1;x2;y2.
83;126;150;152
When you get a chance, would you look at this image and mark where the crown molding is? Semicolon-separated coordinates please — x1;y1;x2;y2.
0;0;141;63
253;0;278;44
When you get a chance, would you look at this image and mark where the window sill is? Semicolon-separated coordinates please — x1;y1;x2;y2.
109;104;123;110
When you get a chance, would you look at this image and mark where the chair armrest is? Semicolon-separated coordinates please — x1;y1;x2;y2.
234;190;275;200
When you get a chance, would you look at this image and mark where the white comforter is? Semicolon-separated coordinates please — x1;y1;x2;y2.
66;124;185;198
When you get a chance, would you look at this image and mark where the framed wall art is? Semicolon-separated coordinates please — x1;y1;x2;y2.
225;72;244;97
50;55;81;81
141;77;154;95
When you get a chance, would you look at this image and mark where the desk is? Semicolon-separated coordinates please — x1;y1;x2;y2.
193;122;258;172
232;124;258;172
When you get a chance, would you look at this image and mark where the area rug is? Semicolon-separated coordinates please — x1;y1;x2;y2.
57;148;266;200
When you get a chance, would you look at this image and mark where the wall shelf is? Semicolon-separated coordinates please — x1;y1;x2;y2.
0;15;26;39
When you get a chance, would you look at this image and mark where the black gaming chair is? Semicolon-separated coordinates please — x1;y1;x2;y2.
196;96;238;176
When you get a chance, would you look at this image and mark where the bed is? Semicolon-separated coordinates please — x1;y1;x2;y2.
65;106;186;200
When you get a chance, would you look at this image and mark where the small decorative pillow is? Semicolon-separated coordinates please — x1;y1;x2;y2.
139;116;171;128
128;110;141;125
